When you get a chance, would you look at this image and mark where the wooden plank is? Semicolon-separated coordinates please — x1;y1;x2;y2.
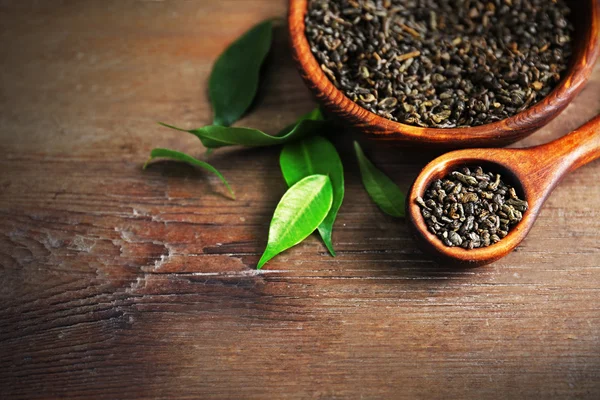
1;0;599;398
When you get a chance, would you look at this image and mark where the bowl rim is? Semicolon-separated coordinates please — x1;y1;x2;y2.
289;0;600;146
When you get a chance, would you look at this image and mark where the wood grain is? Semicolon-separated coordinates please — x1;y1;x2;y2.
1;0;600;399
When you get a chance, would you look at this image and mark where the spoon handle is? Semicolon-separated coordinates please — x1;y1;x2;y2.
518;115;600;205
534;115;600;175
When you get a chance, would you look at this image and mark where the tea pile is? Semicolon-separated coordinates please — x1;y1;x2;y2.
305;0;573;128
416;166;528;249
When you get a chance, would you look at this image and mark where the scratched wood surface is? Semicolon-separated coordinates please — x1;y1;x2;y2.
1;1;600;399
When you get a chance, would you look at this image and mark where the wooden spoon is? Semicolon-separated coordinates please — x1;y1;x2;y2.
407;115;600;267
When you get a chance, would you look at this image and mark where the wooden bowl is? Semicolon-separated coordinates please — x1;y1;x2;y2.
289;0;600;148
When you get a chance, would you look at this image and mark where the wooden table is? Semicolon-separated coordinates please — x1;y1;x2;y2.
1;1;599;398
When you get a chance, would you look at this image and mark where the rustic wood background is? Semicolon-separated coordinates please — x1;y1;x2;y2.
1;1;600;398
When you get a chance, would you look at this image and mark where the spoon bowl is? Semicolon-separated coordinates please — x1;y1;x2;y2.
407;115;600;266
289;0;600;148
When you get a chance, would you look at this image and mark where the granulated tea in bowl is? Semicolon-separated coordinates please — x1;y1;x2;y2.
289;0;600;146
305;0;573;128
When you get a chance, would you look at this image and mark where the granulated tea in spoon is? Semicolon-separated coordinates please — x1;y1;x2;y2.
416;166;529;249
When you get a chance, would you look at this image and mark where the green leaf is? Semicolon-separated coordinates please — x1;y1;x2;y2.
144;148;235;199
209;20;273;127
276;107;325;137
257;174;333;269
354;141;405;217
301;107;325;122
280;136;344;256
159;119;328;149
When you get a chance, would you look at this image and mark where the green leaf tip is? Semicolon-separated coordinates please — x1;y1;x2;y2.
257;174;333;269
354;141;405;218
144;148;235;200
158;122;190;133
